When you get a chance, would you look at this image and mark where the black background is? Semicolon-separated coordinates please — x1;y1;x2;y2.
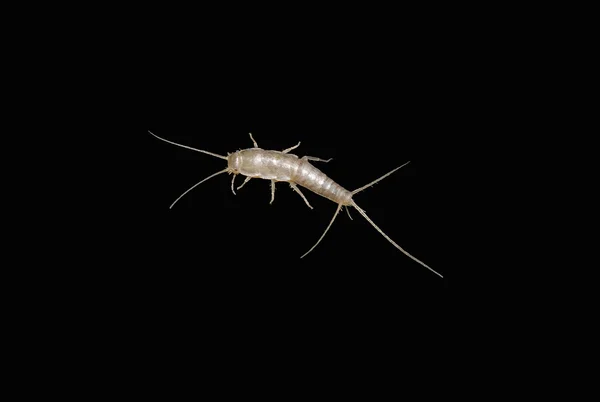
19;5;522;386
130;22;467;328
140;103;453;301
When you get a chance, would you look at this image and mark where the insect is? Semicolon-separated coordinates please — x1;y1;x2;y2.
149;131;442;278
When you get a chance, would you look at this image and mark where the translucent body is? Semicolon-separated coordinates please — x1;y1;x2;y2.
148;131;443;278
229;149;352;205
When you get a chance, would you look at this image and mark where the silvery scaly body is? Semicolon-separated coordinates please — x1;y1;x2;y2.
229;149;352;205
148;131;442;279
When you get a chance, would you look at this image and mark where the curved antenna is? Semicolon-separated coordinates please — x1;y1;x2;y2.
300;204;343;258
352;161;410;195
148;130;228;160
170;169;229;209
351;201;443;278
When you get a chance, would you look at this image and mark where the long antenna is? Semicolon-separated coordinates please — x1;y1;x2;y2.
148;130;228;160
351;201;443;278
170;169;229;209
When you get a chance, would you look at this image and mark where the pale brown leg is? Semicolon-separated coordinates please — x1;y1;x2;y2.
282;142;301;153
303;156;332;163
231;174;237;195
237;176;252;190
249;133;259;148
289;183;313;209
270;180;276;204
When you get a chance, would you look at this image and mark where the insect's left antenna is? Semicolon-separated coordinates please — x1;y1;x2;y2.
148;131;228;160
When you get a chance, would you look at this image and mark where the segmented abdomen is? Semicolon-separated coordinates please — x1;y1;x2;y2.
292;159;352;205
237;149;352;205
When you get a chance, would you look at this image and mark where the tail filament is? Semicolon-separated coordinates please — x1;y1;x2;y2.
351;201;443;278
300;204;342;258
351;161;411;195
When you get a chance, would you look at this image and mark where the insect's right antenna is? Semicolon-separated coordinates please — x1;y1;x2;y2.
351;201;443;278
170;168;229;209
148;130;228;160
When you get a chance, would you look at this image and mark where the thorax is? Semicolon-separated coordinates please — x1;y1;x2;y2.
235;149;300;181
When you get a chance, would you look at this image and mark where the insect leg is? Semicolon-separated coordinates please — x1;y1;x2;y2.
282;142;301;153
300;204;342;258
289;183;313;209
270;180;276;204
237;176;252;190
303;156;333;163
248;133;259;148
231;174;237;195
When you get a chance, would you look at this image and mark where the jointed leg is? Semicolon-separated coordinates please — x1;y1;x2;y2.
237;176;252;190
303;156;332;163
270;180;276;204
231;174;237;195
282;142;301;153
289;183;313;209
249;133;258;148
